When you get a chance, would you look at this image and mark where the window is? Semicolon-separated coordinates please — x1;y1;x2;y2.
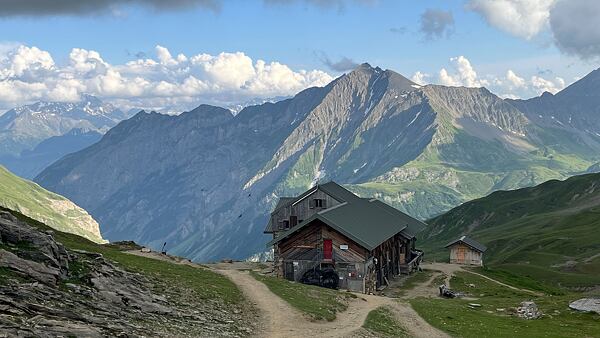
289;215;298;227
313;198;325;208
281;220;290;229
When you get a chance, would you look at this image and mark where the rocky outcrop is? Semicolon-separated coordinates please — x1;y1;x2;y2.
0;209;254;337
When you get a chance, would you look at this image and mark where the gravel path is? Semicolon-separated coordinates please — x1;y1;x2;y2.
129;251;454;337
216;269;448;338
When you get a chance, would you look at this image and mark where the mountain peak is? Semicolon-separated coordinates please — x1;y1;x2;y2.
350;62;382;75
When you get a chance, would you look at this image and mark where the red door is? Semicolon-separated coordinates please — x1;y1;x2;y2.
323;239;333;260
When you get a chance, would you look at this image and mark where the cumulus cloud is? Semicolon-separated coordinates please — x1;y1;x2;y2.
318;54;359;72
506;70;526;89
530;75;565;94
466;0;555;40
0;44;333;111
412;56;568;98
411;71;430;85
438;56;488;87
419;9;455;40
467;0;600;59
550;0;600;59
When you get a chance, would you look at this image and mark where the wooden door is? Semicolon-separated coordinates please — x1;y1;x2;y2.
323;239;333;260
456;247;466;263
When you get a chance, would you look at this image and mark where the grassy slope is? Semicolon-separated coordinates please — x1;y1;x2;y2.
0;165;104;243
422;173;600;288
2;206;246;305
250;271;356;321
362;306;409;337
411;272;600;338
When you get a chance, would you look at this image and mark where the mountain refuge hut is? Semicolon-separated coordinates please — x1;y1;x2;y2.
264;181;426;294
445;235;487;266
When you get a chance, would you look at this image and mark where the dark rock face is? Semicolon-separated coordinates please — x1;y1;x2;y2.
0;210;252;337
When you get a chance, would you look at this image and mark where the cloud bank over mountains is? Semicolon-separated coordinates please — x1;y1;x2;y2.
0;44;333;111
411;55;567;99
0;43;575;112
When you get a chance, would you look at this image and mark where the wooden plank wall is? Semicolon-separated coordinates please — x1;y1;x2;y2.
449;244;483;266
270;188;342;233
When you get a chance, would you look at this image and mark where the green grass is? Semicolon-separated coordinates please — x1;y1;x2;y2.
363;306;409;337
2;206;245;305
249;271;356;321
410;272;600;338
422;173;600;289
472;267;565;296
0;165;105;243
391;270;434;297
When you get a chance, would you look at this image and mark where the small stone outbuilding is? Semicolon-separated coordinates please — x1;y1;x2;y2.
445;235;486;266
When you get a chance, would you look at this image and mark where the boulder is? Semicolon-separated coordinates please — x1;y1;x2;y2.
569;298;600;314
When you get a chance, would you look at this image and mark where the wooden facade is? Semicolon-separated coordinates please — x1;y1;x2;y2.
269;188;341;235
446;236;486;266
448;244;483;266
265;182;425;293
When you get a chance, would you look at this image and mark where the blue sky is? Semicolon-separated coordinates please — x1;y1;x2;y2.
0;0;598;111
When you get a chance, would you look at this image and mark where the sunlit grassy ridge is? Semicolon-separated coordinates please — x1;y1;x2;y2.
0;166;104;243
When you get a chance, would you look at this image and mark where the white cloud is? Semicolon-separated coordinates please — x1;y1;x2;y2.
506;70;526;88
411;71;430;85
413;57;569;98
466;0;556;40
530;75;565;94
437;56;488;87
0;44;333;111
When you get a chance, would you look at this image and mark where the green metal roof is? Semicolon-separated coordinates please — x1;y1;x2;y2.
267;182;428;250
366;199;427;239
265;182;427;249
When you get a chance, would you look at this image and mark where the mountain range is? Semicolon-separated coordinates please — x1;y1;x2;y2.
34;63;600;261
0;95;131;178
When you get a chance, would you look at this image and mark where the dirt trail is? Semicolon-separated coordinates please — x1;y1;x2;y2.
217;269;448;338
127;252;446;337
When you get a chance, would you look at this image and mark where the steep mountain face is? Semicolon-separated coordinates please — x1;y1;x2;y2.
422;173;600;288
35;64;600;261
0;128;102;178
0;94;125;156
0;165;104;243
509;68;600;142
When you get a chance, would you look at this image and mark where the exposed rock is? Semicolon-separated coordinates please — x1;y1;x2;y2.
0;209;254;337
0;250;61;285
517;301;542;319
569;298;600;314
